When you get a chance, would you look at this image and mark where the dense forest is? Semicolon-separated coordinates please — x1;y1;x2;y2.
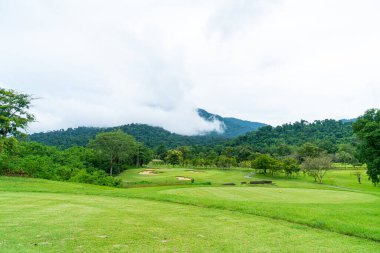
28;124;228;149
230;119;355;154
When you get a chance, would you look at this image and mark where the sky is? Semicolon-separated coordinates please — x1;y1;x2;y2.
1;0;379;135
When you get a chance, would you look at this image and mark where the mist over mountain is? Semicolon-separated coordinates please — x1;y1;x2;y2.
197;109;267;137
28;109;266;149
28;124;226;150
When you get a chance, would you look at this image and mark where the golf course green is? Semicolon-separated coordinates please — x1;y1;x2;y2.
1;168;379;252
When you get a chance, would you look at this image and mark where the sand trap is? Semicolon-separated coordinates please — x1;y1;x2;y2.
139;170;157;175
176;176;193;181
188;170;204;173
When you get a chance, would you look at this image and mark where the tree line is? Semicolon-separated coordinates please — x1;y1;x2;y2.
1;88;379;186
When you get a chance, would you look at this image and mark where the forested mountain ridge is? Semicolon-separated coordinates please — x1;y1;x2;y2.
29;103;356;155
28;124;228;149
29;109;267;149
197;109;267;137
229;119;355;153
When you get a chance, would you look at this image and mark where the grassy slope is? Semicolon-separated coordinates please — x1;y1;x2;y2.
1;167;380;252
1;190;378;253
121;166;378;193
119;168;380;241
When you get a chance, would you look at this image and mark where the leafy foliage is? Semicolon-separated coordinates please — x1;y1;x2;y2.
0;88;35;139
88;130;138;176
0;141;122;187
29;124;227;149
251;154;279;175
301;156;332;183
230;119;354;154
352;109;380;185
165;150;183;165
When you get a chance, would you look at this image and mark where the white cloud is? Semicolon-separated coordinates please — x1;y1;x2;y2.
0;0;379;134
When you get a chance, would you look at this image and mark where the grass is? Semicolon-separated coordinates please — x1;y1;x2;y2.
2;191;379;252
1;167;380;252
160;187;377;203
120;167;251;186
118;168;380;241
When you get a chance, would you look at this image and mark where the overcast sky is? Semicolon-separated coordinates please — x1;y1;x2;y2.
1;0;379;135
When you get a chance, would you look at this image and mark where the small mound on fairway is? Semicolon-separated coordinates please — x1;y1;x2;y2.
160;187;378;204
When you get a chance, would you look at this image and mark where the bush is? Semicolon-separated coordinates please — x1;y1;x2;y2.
70;169;122;187
0;141;122;187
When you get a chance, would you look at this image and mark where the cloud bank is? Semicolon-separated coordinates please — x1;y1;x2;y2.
0;0;379;134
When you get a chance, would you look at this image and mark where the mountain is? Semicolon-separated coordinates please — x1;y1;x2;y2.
28;124;228;150
228;119;355;153
28;109;266;149
197;109;267;138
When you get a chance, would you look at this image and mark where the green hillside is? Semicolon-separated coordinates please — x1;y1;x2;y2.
28;109;268;149
28;124;227;149
229;119;354;153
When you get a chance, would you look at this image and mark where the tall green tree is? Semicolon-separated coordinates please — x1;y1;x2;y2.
165;150;183;166
282;157;300;177
133;143;153;167
0;88;35;138
297;142;323;161
352;109;380;185
88;130;137;176
251;154;279;175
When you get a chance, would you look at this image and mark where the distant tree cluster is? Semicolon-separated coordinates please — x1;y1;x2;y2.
0;88;35;138
0;130;152;187
0;88;152;187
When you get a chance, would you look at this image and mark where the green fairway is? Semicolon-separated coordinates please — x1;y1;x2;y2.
160;187;377;203
120;167;252;186
118;168;380;241
1;167;380;252
1;189;379;253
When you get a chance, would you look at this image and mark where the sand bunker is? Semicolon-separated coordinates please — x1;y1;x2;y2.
176;176;192;181
189;170;204;173
139;169;157;175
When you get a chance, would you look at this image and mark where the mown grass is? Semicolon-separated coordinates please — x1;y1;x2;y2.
1;190;379;252
120;167;251;187
1;166;380;252
160;187;377;203
118;167;380;241
121;166;378;195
